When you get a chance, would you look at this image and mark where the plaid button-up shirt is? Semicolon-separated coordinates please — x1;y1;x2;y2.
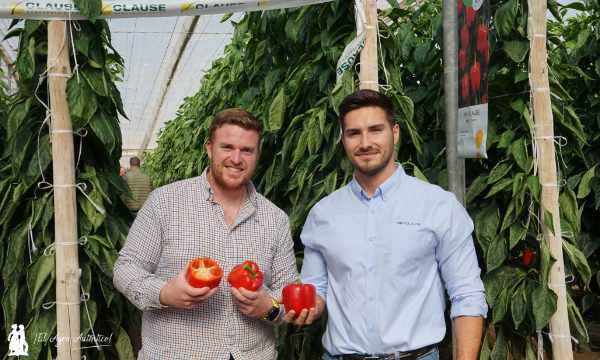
113;170;298;360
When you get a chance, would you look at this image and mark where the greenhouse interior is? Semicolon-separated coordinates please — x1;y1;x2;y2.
0;0;599;359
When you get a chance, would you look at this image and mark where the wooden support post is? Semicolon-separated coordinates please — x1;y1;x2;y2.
527;1;573;359
48;20;80;360
359;0;378;90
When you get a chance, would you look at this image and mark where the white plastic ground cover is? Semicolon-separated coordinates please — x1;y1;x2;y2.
0;0;333;19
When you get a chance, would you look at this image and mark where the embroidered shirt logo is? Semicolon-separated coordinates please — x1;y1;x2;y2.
396;220;421;226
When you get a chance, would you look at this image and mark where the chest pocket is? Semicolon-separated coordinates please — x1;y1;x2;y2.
381;218;436;272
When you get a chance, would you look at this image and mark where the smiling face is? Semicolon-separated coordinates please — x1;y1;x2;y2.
341;106;399;178
206;124;260;191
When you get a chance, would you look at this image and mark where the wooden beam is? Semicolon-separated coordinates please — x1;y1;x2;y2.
528;1;573;358
48;20;80;360
359;0;378;90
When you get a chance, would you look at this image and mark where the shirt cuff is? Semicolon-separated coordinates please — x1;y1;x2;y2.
450;293;488;319
141;276;168;310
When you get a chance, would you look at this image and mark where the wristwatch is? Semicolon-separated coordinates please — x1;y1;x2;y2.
261;297;281;322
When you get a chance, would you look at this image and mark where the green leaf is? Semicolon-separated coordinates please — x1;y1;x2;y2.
497;130;515;149
563;240;592;288
511;283;527;329
531;285;557;330
268;88;286;132
540;240;555;287
485;178;513;198
492;287;510;323
509;223;527;250
559;187;580;233
115;326;135;360
73;0;101;20
487;162;513;185
25;308;57;360
527;176;541;203
490;328;508;360
567;293;589;344
494;0;517;39
543;208;555;236
466;175;488;204
2;282;19;338
511;138;530;171
68;76;98;128
577;165;597;198
475;205;500;251
324;171;338;195
81;299;97;336
27;254;55;309
486;237;507;272
82;67;109;97
503;40;530;63
89;111;117;155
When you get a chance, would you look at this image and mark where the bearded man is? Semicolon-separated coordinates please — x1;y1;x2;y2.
114;108;298;360
285;90;487;360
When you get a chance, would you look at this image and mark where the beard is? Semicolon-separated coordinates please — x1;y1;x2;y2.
351;147;394;178
209;160;254;191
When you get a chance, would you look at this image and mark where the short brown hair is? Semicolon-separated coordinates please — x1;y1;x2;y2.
339;90;395;128
208;108;262;140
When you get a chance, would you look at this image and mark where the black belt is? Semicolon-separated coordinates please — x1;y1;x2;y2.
335;344;436;360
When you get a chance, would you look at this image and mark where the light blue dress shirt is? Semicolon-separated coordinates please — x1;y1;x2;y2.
300;164;488;355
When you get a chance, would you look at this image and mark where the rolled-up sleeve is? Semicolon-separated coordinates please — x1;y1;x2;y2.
299;208;328;299
113;192;168;311
434;195;488;319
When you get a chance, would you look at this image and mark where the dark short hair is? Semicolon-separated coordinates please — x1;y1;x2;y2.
130;156;141;166
208;108;262;141
339;90;395;128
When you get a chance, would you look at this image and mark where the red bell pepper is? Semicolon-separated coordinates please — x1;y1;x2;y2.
282;283;316;316
461;73;470;100
466;6;475;26
470;61;481;93
521;249;536;267
476;24;489;61
460;24;470;50
228;260;264;291
457;0;463;17
187;257;223;289
459;49;467;70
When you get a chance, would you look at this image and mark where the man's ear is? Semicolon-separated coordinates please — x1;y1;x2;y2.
393;123;400;145
205;140;213;161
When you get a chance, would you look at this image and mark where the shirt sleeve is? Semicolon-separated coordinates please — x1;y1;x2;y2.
299;207;328;299
113;191;168;311
434;194;488;319
265;214;299;302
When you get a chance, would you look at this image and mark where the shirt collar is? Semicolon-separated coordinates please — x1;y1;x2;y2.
349;163;404;202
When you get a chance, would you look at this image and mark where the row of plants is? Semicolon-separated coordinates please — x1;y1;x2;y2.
145;0;599;358
0;4;140;358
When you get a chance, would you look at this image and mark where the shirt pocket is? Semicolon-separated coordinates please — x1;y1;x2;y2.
382;219;436;273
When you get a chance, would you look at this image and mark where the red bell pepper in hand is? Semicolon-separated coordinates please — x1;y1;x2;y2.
282;283;316;316
470;61;481;93
521;248;536;267
187;257;223;289
228;260;264;291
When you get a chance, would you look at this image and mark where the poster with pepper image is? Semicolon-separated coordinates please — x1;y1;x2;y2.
457;0;490;158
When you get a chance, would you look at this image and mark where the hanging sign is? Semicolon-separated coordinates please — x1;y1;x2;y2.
0;0;333;19
457;0;490;158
